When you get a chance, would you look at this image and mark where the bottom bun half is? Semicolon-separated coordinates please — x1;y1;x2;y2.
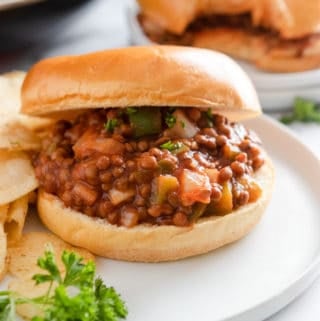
193;28;320;72
37;158;274;262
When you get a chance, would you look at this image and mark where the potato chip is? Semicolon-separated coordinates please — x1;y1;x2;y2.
0;204;9;223
8;232;95;319
8;231;95;279
8;279;45;319
0;71;25;115
0;224;7;281
0;71;53;131
14;114;53;132
4;195;29;245
8;232;95;318
0;151;38;205
0;116;40;151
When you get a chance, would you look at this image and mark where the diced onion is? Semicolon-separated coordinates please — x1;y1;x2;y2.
166;110;199;138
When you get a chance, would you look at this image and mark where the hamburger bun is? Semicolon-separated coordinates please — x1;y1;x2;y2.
138;0;320;39
193;29;320;73
21;46;260;121
22;46;274;262
137;0;320;72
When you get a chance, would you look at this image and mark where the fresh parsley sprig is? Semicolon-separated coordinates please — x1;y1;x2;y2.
160;140;182;151
125;107;137;115
104;119;119;132
165;113;176;128
280;97;320;124
0;249;128;321
205;110;214;127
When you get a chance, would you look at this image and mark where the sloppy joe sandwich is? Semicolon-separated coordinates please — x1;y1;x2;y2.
21;46;274;262
137;0;320;72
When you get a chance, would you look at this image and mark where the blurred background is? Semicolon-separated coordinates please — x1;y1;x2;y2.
1;0;320;111
0;0;130;72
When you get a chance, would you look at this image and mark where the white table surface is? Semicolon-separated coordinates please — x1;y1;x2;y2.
3;0;320;320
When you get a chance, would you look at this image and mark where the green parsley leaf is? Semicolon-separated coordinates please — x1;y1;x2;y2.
104;119;119;132
160;140;182;151
165;113;176;128
33;249;62;285
62;251;95;288
204;110;214;127
95;278;128;321
206;109;213;120
0;292;16;321
37;285;97;321
125;107;137;115
280;97;320;124
2;248;128;321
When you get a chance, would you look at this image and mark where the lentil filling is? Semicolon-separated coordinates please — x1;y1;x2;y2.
139;12;317;52
139;13;271;46
33;107;265;227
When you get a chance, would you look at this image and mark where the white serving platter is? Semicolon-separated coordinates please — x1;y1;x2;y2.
2;114;320;321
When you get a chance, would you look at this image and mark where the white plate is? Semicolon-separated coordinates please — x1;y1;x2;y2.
2;115;320;321
238;62;320;91
258;86;320;110
127;3;152;46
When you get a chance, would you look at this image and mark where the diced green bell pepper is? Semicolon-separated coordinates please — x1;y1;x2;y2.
190;202;207;221
205;181;233;216
151;175;179;204
128;107;161;138
158;159;176;174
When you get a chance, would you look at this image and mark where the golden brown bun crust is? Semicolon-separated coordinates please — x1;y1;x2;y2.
37;158;274;262
138;0;252;34
138;0;320;39
193;29;320;72
21;46;260;122
0;224;7;281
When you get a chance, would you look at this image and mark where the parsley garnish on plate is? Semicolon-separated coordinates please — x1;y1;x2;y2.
280;97;320;124
0;249;128;321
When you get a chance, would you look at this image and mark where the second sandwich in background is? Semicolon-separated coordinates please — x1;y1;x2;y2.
137;0;320;72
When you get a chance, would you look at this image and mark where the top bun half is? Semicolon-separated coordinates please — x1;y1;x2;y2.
21;46;261;121
138;0;320;39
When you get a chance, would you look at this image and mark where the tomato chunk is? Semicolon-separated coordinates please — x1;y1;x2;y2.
179;169;212;206
73;130;124;159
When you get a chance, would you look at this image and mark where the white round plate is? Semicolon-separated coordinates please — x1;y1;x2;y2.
238;62;320;91
2;115;320;321
258;86;320;111
127;2;151;46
